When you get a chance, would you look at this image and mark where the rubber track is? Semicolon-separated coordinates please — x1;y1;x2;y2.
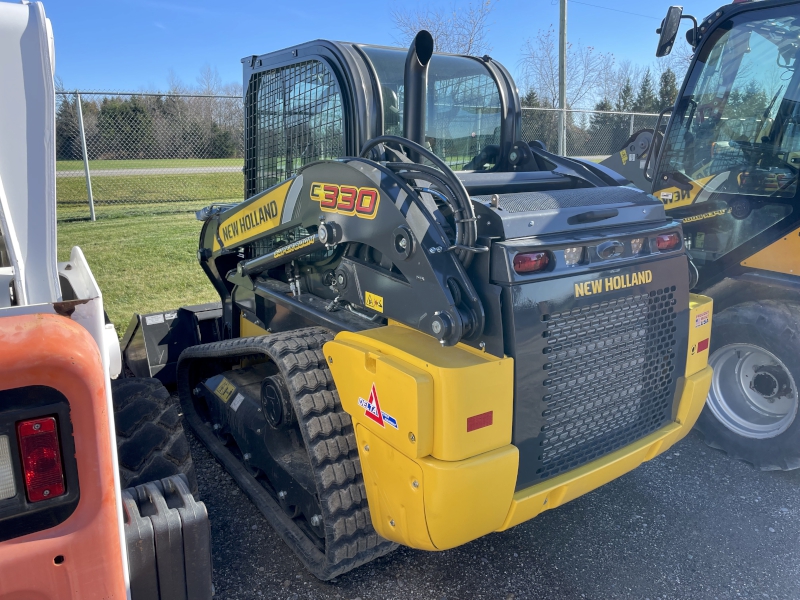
111;377;198;494
176;327;397;580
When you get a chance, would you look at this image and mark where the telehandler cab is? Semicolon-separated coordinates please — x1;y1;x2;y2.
602;0;800;471
122;30;714;579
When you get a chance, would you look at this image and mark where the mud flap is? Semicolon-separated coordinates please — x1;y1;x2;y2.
122;474;213;600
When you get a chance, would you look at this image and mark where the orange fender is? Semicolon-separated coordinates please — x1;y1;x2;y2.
0;313;126;600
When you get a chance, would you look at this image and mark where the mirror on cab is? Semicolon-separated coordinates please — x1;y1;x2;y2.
656;6;683;57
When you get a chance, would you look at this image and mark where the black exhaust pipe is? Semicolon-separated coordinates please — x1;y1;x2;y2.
403;30;434;161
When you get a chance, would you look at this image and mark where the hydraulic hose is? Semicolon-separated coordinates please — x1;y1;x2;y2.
359;135;478;266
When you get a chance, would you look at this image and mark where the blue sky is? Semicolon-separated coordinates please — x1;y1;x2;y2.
42;0;725;93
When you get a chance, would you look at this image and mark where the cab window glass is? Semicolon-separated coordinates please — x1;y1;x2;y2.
659;7;800;198
361;47;502;171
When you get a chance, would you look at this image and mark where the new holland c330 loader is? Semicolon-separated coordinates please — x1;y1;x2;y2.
122;31;715;580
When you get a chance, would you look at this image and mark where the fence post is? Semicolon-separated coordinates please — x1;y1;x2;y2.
75;92;95;221
630;113;635;136
558;0;567;156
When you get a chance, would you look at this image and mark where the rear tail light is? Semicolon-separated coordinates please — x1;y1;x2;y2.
17;417;65;503
631;237;645;254
513;251;550;274
0;435;16;500
656;233;681;251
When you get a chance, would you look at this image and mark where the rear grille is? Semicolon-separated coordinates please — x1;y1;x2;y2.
538;286;679;481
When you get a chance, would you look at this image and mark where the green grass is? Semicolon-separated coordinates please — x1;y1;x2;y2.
57;172;242;202
57;213;220;337
57;158;243;171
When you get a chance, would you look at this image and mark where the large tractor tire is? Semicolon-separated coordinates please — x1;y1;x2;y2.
696;301;800;470
111;377;198;494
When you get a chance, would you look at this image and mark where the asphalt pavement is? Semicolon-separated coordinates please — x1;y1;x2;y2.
189;429;800;600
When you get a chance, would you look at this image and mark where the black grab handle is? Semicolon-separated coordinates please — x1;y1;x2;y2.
568;208;619;225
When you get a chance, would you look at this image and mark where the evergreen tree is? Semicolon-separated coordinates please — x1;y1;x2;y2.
520;89;541;108
56;95;99;160
727;80;769;119
520;88;558;151
614;78;635;113
589;98;614;133
658;68;679;111
98;97;155;159
587;98;619;154
633;69;658;113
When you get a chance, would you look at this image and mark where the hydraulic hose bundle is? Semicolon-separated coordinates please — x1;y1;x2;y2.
359;135;482;268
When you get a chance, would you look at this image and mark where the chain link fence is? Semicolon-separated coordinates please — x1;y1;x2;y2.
56;91;244;220
56;91;659;221
520;107;659;159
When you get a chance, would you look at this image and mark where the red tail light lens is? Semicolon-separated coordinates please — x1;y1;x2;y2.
656;233;680;251
17;417;65;503
513;252;550;274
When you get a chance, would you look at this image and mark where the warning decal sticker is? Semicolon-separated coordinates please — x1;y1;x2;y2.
364;291;384;313
214;377;236;403
358;383;398;429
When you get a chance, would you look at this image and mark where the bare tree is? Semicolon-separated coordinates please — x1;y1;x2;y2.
655;43;693;81
196;64;222;96
520;26;611;109
391;0;496;55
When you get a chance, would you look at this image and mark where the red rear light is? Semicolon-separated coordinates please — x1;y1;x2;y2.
17;417;65;503
656;233;680;251
513;252;550;274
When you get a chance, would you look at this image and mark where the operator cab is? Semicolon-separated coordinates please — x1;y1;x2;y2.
652;1;800;287
243;40;626;202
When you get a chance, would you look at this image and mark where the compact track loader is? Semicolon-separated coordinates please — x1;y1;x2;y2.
123;31;714;579
602;0;800;471
0;3;211;598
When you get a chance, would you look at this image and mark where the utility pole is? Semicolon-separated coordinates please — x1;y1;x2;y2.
558;0;567;156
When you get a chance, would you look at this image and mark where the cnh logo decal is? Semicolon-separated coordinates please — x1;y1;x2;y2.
310;182;380;219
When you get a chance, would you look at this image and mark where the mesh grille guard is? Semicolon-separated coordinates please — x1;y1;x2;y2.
538;286;679;481
508;254;690;490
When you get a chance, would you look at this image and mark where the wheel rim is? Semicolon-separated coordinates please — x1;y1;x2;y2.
707;343;798;439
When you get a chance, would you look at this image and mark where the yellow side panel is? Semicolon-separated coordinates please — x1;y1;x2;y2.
741;227;800;276
326;326;514;461
355;425;435;550
686;293;713;377
327;339;434;459
655;174;717;209
418;445;518;550
240;315;270;337
498;366;712;531
356;424;519;550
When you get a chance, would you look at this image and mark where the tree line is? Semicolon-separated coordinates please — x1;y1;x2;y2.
55;68;243;162
393;1;686;155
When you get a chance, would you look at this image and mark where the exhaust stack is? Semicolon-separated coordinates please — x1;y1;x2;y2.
403;30;434;160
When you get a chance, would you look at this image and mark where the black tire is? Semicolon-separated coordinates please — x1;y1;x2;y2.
696;301;800;470
111;377;198;493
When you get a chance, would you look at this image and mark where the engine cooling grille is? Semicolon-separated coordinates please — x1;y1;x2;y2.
537;286;679;481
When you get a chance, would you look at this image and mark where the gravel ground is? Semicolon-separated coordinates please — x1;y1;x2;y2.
188;430;800;600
